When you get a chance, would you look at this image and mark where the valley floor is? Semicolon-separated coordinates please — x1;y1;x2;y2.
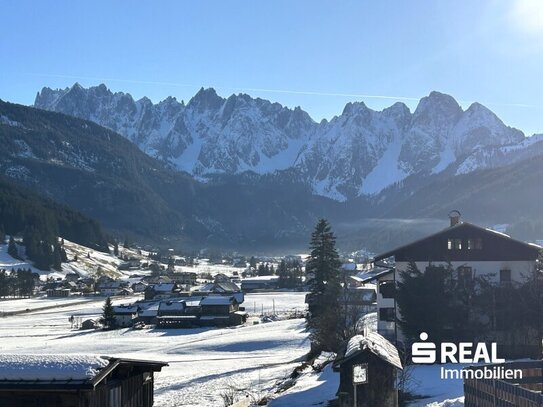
0;291;464;406
0;292;309;407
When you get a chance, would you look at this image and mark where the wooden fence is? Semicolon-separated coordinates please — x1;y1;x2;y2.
464;360;542;407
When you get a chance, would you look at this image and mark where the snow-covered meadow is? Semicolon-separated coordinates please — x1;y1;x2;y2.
0;292;311;406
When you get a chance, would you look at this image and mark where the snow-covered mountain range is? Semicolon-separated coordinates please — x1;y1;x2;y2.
34;84;543;201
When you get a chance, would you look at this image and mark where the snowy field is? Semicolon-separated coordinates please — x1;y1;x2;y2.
0;294;464;407
0;295;99;313
244;291;307;315
0;292;310;406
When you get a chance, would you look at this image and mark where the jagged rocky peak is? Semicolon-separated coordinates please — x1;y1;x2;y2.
412;91;463;122
33;84;535;201
382;101;411;117
187;87;224;111
342;101;370;116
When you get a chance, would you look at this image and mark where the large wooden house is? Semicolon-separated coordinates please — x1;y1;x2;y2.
367;212;542;341
0;355;167;407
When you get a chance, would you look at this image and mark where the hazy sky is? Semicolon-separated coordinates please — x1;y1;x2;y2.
1;0;542;135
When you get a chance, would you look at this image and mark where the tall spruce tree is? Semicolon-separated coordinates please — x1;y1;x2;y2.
305;219;342;352
102;297;116;329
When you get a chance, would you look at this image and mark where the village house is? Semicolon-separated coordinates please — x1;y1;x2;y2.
112;304;140;328
195;279;244;303
136;302;160;325
156;299;198;328
241;275;280;291
144;283;178;300
199;295;247;326
131;281;148;293
169;271;197;286
366;212;542;342
143;275;172;285
98;281;129;297
118;258;141;271
157;300;186;316
0;355;167;407
46;288;71;298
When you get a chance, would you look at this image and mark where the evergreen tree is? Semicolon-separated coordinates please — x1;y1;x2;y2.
0;224;5;243
305;219;342;352
396;262;472;345
257;264;266;276
277;260;289;287
101;297;116;329
7;236;18;259
249;256;257;269
53;243;63;271
113;241;119;257
0;270;8;298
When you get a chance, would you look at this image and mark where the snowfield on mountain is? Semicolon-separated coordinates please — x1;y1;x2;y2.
35;84;543;201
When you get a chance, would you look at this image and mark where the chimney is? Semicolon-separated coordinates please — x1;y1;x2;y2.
448;210;461;227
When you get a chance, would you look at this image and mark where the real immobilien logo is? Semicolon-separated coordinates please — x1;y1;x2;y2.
411;332;523;380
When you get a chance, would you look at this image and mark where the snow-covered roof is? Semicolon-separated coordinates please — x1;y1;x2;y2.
158;300;185;311
353;267;394;284
184;299;203;307
112;305;139;314
343;332;402;370
137;302;159;316
201;296;235;306
242;276;279;283
0;355;108;381
149;283;175;292
199;281;241;293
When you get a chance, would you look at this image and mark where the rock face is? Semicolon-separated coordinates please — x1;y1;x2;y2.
35;84;534;201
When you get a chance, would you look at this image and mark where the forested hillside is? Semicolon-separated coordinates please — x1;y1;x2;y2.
0;176;109;269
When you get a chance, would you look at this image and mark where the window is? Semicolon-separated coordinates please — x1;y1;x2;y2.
457;266;473;286
379;281;395;299
379;307;395;322
468;237;483;250
448;239;462;250
500;269;511;284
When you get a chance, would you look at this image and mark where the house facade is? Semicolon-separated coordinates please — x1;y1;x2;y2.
370;214;542;342
112;305;140;328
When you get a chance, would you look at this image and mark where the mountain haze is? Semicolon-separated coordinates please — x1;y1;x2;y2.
0;86;540;252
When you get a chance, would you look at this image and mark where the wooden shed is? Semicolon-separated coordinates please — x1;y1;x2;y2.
0;355;168;407
333;332;403;407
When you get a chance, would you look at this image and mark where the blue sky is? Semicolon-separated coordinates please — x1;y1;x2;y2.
1;0;542;135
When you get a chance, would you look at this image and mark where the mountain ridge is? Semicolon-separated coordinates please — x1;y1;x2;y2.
35;84;537;201
2;98;543;251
